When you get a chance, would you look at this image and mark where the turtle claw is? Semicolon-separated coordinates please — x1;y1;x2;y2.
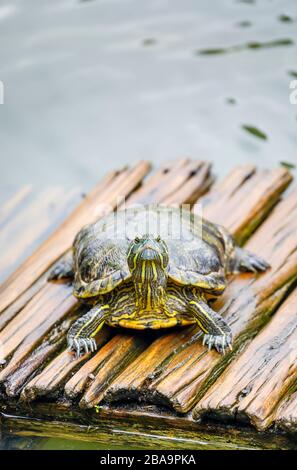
68;336;97;358
203;333;232;355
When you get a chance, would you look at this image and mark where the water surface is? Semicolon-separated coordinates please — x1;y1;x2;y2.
0;0;297;202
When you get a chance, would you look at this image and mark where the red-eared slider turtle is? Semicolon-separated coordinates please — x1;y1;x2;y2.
49;205;269;357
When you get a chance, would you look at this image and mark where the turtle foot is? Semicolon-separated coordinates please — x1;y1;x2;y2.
68;336;97;358
202;332;233;355
244;253;270;272
237;248;270;273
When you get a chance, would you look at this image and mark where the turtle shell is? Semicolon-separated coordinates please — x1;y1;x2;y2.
73;205;227;299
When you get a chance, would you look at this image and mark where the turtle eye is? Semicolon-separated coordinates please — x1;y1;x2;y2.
134;236;140;243
156;235;161;242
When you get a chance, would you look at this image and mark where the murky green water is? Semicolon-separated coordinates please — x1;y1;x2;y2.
0;435;103;450
1;434;124;450
0;0;297;449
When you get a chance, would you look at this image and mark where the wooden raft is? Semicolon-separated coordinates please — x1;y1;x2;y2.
0;159;297;444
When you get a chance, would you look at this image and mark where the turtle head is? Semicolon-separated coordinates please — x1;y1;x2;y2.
127;234;169;279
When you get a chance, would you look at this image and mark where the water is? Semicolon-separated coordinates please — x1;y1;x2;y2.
0;0;297;203
0;0;297;449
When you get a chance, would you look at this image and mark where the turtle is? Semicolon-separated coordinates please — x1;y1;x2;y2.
48;205;269;357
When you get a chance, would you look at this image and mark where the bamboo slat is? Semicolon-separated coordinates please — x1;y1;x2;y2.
0;187;80;284
275;391;297;434
20;328;112;402
0;273;49;333
104;167;293;412
79;334;149;408
17;160;213;401
128;159;212;205
64;334;148;401
196;165;291;244
0;284;77;378
5;311;80;397
193;288;297;431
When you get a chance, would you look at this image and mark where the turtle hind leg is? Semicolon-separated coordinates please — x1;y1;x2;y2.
48;253;74;281
231;247;270;274
217;225;270;274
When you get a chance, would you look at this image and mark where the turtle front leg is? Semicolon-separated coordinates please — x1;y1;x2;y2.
48;252;74;281
68;304;109;358
187;296;232;354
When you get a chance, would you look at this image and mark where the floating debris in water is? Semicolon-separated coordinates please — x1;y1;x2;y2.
288;70;297;78
142;38;157;47
237;21;252;28
237;0;255;4
278;14;294;23
242;125;268;140
246;38;293;49
197;38;294;55
280;161;296;170
226;98;237;105
198;48;226;55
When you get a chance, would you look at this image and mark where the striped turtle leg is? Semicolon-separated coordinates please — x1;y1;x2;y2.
187;298;232;354
67;304;110;358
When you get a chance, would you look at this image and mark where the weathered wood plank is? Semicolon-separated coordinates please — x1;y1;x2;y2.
0;186;80;328
128;160;212;205
5;311;80;397
275;391;297;434
20;328;112;401
79;334;149;408
0;162;150;314
196;165;291;244
64;334;146;401
0;284;77;377
0;273;49;333
103;327;196;404
193;288;297;431
104;167;294;412
0;187;80;284
18;160;213;402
